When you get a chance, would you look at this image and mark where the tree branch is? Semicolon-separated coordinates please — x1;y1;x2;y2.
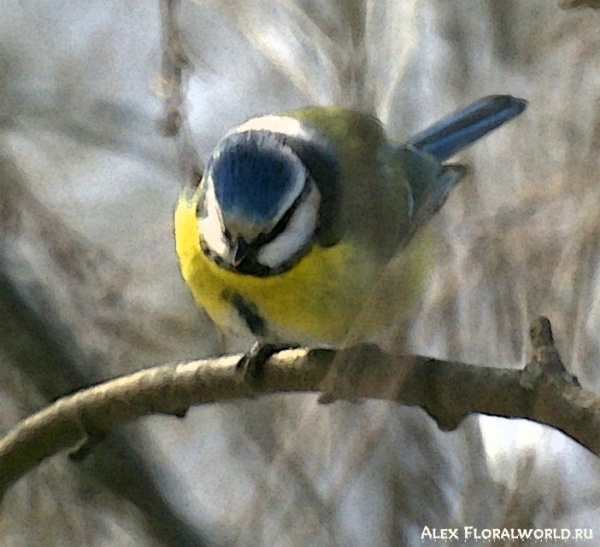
158;0;204;186
0;317;598;499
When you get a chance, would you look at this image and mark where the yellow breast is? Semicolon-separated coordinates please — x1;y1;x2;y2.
174;190;385;345
175;185;433;346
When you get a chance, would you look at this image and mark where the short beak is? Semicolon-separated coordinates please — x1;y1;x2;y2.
230;236;249;267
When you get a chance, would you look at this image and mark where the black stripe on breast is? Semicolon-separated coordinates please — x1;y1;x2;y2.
222;289;268;338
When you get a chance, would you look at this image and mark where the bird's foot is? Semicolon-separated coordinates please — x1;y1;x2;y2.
236;341;298;391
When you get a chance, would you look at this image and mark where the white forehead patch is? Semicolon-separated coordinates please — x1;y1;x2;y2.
229;115;315;142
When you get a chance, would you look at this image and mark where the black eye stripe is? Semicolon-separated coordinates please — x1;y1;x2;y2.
249;176;311;250
281;136;341;248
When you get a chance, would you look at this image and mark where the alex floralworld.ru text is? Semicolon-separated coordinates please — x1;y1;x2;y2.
421;526;593;542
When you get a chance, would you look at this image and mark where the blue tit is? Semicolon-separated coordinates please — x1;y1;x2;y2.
174;96;526;349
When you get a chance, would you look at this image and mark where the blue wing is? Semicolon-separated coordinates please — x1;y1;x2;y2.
408;95;527;161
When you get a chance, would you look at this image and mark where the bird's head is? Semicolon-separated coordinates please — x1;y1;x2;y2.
198;115;338;276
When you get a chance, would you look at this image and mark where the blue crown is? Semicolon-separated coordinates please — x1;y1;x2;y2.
207;132;302;223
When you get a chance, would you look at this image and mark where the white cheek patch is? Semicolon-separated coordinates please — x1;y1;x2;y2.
198;175;229;259
229;115;316;142
257;182;320;269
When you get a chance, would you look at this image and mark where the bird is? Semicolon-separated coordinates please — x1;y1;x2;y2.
174;96;527;366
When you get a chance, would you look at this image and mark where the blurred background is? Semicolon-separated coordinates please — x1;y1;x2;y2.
1;0;600;545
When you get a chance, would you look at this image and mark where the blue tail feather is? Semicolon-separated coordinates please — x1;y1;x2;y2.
408;95;527;161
